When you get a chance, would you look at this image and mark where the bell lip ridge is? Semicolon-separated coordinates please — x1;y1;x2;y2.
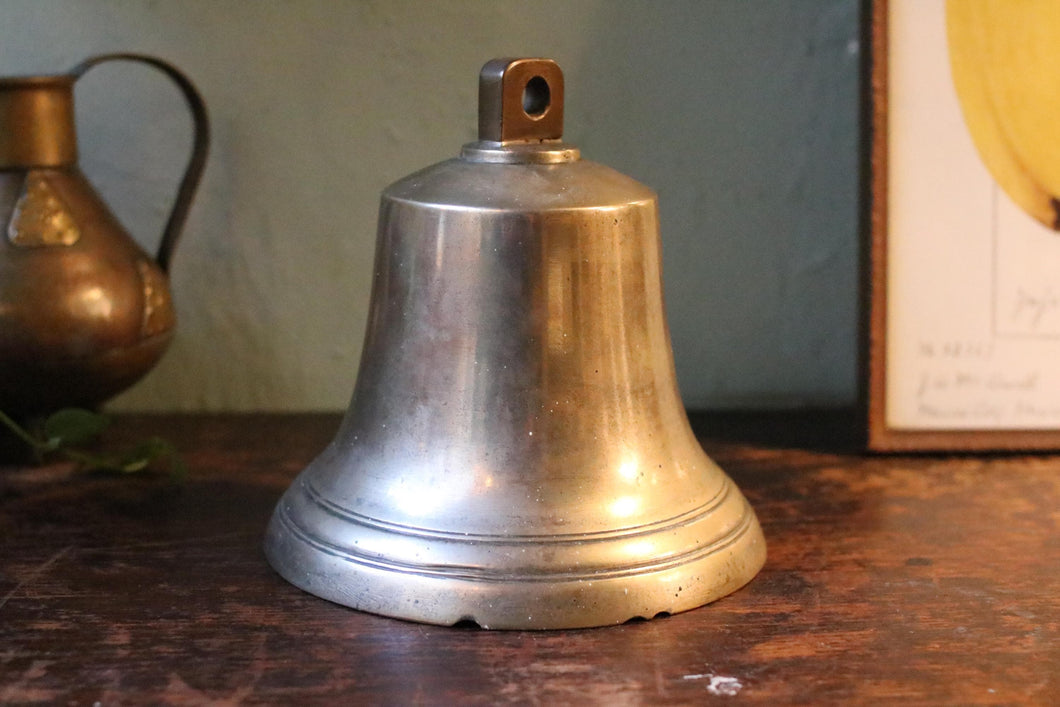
263;473;767;630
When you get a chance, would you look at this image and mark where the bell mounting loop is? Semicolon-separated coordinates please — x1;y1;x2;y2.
464;58;577;164
478;58;564;143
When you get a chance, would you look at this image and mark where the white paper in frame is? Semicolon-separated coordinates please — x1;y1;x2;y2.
866;0;1060;450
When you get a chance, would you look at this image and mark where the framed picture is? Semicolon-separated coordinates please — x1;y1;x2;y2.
865;0;1060;450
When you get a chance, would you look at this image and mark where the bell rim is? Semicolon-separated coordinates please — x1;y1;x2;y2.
264;474;767;629
265;504;766;630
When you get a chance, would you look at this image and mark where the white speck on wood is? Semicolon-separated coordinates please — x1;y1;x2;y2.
681;673;743;696
707;676;743;696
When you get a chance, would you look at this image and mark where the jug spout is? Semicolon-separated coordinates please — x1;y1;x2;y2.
0;75;78;169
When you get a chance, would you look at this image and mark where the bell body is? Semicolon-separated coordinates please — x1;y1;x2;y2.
0;56;208;416
266;58;765;628
268;164;764;627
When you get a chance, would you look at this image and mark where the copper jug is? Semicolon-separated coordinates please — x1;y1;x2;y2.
265;58;765;629
0;53;208;416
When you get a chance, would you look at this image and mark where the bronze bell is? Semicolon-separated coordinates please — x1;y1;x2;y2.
0;53;208;416
266;58;765;629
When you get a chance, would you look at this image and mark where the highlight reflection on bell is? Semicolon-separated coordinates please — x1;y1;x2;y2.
265;58;766;629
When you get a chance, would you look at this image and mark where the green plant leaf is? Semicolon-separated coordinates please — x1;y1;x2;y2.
115;437;176;474
43;408;110;447
2;406;184;483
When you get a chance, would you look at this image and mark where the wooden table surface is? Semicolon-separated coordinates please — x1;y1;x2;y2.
1;411;1056;705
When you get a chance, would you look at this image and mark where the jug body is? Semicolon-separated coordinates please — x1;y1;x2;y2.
0;56;207;416
0;166;174;414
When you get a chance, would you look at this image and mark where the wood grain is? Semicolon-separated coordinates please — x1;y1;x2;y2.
1;411;1057;704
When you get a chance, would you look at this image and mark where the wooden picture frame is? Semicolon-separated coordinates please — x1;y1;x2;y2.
865;0;1060;451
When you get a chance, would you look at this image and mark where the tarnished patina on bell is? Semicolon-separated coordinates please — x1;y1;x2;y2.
265;58;765;629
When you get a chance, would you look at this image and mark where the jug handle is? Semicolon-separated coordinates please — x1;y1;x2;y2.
70;53;209;274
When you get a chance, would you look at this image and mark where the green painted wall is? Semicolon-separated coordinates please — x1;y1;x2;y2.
0;0;860;411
